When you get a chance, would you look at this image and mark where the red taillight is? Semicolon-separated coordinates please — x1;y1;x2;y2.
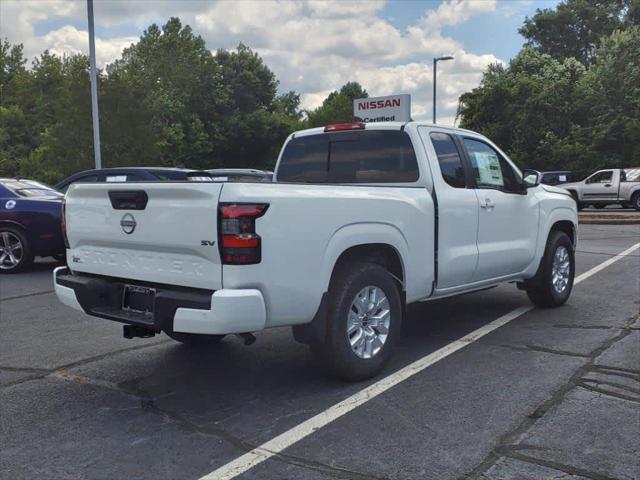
324;122;365;132
218;203;268;265
61;199;69;248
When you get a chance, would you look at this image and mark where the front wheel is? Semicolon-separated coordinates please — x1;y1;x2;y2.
631;192;640;212
319;262;402;381
525;231;575;308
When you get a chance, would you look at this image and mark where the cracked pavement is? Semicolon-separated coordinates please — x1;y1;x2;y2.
1;224;638;480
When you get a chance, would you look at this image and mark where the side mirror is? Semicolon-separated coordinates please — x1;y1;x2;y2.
522;169;541;188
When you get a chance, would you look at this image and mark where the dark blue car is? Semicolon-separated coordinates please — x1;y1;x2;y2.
0;178;65;273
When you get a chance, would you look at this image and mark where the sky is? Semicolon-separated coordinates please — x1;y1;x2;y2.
0;0;559;125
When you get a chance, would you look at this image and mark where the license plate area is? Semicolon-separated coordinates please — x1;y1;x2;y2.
122;285;156;316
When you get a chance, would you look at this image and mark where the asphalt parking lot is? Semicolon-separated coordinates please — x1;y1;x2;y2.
1;223;639;480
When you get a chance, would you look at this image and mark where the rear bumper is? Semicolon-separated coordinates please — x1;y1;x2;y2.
53;267;266;335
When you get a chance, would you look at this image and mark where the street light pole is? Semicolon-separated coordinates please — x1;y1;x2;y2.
87;0;102;169
432;55;454;124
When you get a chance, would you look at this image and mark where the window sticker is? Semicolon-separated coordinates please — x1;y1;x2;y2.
474;152;503;186
559;175;567;182
106;175;127;182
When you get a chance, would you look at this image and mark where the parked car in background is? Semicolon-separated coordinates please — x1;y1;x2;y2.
206;168;273;182
54;167;194;193
0;178;65;273
561;168;640;210
540;171;575;186
54;122;577;380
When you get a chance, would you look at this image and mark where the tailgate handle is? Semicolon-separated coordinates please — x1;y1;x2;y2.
108;191;148;210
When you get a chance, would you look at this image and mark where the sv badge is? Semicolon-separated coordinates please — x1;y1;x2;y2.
201;240;216;246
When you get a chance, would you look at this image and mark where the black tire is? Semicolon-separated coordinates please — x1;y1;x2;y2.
165;331;225;346
319;262;402;381
0;226;33;274
525;231;574;308
631;192;640;212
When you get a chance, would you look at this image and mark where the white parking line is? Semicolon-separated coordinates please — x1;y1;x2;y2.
201;242;640;480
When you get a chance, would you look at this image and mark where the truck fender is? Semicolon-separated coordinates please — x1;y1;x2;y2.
292;222;409;348
526;206;577;278
320;222;409;294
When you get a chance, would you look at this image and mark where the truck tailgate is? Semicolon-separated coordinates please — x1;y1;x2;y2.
65;182;223;291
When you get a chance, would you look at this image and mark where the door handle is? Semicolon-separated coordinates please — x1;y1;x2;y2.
480;198;495;210
604;183;612;187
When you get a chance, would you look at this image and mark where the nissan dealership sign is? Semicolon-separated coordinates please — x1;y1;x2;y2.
353;94;411;123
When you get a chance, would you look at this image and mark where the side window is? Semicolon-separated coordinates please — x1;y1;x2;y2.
429;132;466;188
328;131;418;183
587;171;613;184
463;138;519;192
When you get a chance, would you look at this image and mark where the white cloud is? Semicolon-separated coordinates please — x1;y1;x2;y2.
0;0;133;68
1;0;507;124
41;26;136;67
421;0;497;28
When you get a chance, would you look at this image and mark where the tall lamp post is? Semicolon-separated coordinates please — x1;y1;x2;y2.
433;55;454;124
87;0;101;169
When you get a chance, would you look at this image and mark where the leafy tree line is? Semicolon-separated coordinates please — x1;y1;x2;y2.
458;0;640;177
0;17;367;184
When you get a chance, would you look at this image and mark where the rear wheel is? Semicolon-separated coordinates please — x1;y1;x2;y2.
0;226;33;273
631;192;640;212
319;262;402;381
165;331;225;346
525;231;574;308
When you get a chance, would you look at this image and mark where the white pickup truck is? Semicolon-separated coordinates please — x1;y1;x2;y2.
54;122;578;380
561;168;640;210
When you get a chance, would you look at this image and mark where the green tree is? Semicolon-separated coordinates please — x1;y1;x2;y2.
573;26;640;169
458;49;588;172
21;53;94;182
213;43;300;169
107;18;224;169
306;82;368;127
459;0;640;177
519;0;633;64
0;19;304;181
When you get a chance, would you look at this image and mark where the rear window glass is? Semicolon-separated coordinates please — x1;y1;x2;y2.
277;135;328;182
277;130;419;183
2;180;62;197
